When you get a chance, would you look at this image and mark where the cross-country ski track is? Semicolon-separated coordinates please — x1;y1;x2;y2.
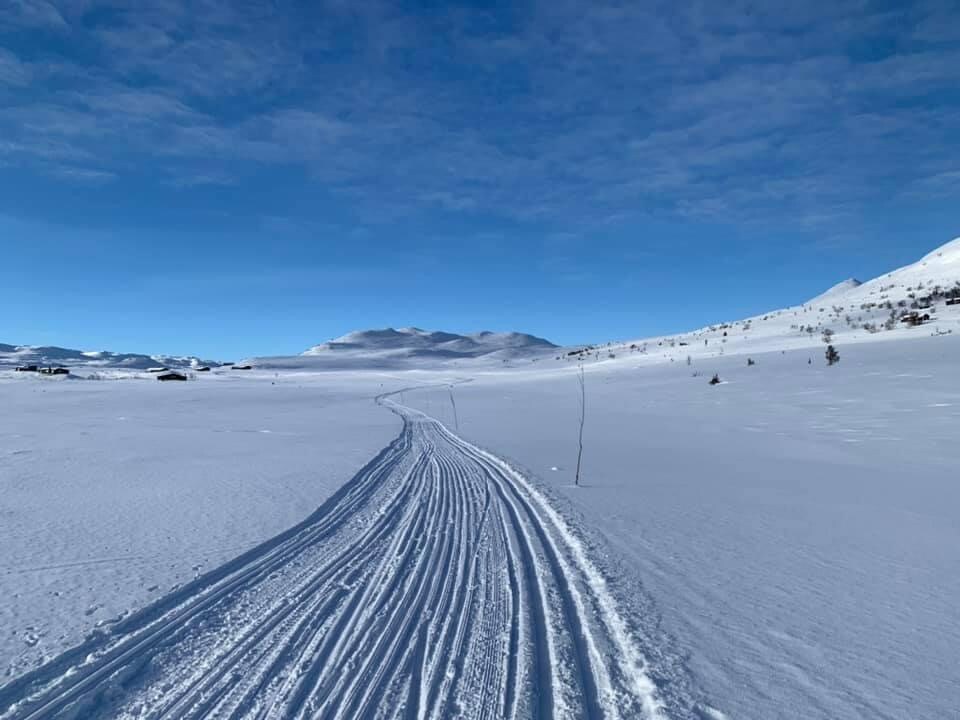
0;396;668;720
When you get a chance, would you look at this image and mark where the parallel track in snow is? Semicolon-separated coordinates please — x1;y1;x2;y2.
0;399;665;720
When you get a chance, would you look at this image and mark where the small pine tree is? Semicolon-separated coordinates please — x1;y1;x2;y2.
825;344;840;366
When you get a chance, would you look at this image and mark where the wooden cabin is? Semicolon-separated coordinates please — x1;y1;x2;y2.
232;365;253;370
157;372;188;382
15;365;38;372
39;367;69;375
900;312;931;326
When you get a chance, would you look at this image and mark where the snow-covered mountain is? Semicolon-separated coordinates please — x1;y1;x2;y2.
0;343;222;371
592;236;960;365
808;278;863;303
304;327;555;357
253;328;557;370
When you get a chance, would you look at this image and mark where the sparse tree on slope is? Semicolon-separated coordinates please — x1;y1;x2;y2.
825;345;840;366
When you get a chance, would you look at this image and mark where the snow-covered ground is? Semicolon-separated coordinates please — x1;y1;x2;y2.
401;333;960;719
0;372;399;683
2;238;959;719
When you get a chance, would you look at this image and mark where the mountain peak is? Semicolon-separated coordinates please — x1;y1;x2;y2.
809;278;862;304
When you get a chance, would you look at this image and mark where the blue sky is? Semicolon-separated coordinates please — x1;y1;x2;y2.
1;0;958;358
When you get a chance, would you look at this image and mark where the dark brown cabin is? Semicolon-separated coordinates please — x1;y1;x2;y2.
157;372;188;382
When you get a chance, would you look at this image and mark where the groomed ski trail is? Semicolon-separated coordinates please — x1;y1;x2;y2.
0;398;666;720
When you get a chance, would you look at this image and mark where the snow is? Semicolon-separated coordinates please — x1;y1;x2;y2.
0;344;222;371
569;236;959;367
920;235;960;263
293;327;557;367
399;334;960;719
0;374;398;683
807;277;862;303
2;237;959;719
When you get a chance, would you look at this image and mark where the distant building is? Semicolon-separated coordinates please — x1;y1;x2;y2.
194;367;211;372
39;367;69;375
900;312;931;326
232;365;253;370
146;367;169;373
15;365;38;372
157;372;188;382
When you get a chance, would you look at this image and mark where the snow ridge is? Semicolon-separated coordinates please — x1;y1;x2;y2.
808;278;862;304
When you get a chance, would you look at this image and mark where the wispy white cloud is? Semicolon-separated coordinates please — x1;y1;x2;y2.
0;48;30;86
0;0;957;234
49;166;115;183
0;0;67;30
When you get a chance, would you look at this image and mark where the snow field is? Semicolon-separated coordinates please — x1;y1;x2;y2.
0;375;398;684
2;402;678;720
403;335;960;719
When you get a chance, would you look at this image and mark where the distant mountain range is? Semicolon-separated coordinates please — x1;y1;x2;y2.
0;344;221;371
0;328;557;372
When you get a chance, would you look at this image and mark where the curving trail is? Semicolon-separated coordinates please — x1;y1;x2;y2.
0;399;665;720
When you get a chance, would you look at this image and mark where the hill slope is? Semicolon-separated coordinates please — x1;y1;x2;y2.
585;236;960;367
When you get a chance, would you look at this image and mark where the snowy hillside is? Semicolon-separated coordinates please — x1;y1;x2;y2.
0;343;222;371
254;327;557;369
808;277;863;303
580;236;960;367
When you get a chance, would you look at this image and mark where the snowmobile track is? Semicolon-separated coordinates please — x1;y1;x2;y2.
0;398;665;720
